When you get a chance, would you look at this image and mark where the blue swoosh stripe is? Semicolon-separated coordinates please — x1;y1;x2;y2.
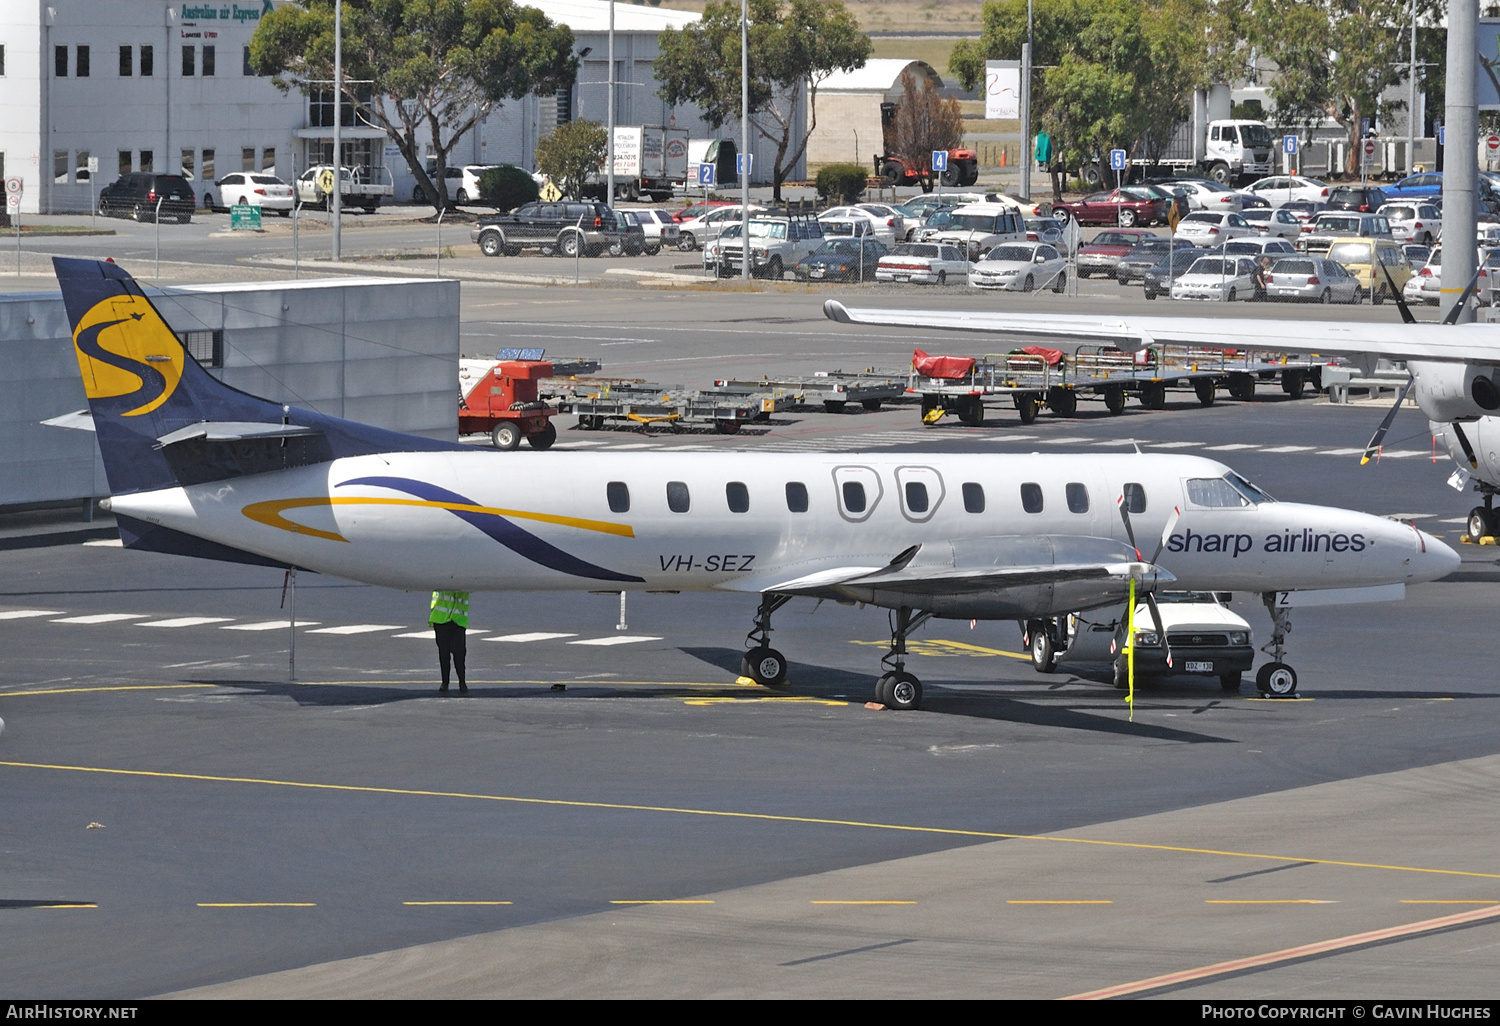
76;317;166;413
340;475;644;584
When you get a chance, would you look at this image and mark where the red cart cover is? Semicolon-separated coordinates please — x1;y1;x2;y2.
1019;345;1065;366
912;349;975;379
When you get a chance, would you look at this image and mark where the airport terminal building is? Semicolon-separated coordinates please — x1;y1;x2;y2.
1;0;800;215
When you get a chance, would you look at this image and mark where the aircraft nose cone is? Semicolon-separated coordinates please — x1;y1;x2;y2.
1412;529;1460;583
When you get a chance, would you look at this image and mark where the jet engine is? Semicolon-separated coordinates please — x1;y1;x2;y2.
1411;360;1500;422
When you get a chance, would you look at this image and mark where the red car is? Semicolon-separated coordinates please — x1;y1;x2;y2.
1075;228;1160;278
1054;187;1171;227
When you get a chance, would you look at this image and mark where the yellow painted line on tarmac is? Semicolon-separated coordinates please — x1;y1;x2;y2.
811;900;916;905
403;901;513;906
849;639;1029;660
18;903;98;909
6;760;1500;882
1205;899;1336;904
610;900;714;905
1064;903;1500;999
0;684;216;698
196;902;315;908
273;679;762;689
1008;900;1113;905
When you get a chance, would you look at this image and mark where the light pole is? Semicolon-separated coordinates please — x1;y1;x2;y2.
1020;0;1033;201
1407;0;1418;174
331;0;343;262
606;0;615;209
740;0;750;281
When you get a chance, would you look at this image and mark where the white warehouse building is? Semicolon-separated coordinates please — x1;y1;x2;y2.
1;0;802;216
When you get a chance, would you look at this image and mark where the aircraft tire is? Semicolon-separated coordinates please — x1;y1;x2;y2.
743;646;788;687
874;673;895;706
885;672;923;711
491;422;523;450
1256;662;1298;696
526;421;557;450
1111;658;1130;690
1030;627;1058;674
1467;506;1498;542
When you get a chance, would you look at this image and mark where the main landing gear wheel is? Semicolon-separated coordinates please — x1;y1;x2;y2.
875;606;932;710
1256;662;1298;696
491;422;523;450
1467;505;1498;542
1111;657;1130;690
742;646;788;687
1028;622;1058;674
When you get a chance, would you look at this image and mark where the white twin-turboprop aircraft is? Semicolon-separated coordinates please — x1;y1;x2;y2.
53;258;1456;709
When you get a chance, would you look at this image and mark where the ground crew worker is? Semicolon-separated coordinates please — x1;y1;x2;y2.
430;590;469;694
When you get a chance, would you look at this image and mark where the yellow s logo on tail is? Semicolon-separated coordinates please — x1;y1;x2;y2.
72;294;185;417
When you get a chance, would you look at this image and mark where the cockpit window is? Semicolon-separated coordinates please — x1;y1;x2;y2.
1186;473;1274;507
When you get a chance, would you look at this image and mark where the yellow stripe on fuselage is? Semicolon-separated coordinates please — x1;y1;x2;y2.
241;496;635;543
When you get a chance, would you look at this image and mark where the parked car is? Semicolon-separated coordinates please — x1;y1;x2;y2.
1399;246;1496;306
1240;207;1302;240
673;200;734;223
1245;175;1330;206
1401;242;1432;268
1281;199;1328;224
1024;216;1069;251
1142;247;1215;299
1325;238;1412;304
1077;228;1159;278
1115;236;1197;284
414;165;498;204
1054;188;1170;227
1326;185;1390;213
857;202;912;241
612;210;650;255
1377;202;1441;245
875;242;970;285
923;202;1027;257
1168;179;1248;213
967;242;1067;292
1111;592;1254;691
676;204;766;250
98;172;196;222
471;200;625;257
616;207;680;254
793;238;888;282
1297;211;1392;253
714;215;825;279
1383;172;1444;201
203;172;294;215
702;222;741;270
1219;237;1297;258
818;205;897;247
1174;210;1256;245
1264;256;1363;304
295;164;392;212
1170;254;1259;301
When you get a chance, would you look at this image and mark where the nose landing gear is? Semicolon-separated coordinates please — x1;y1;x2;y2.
742;593;792;687
1256;593;1298;696
875;607;933;710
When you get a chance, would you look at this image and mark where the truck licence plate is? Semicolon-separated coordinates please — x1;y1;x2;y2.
1185;661;1214;673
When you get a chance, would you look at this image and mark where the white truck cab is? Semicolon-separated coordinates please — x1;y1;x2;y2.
1204;120;1275;185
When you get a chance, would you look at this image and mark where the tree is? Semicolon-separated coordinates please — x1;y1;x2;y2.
250;0;576;213
891;71;964;191
655;0;872;201
535;120;608;200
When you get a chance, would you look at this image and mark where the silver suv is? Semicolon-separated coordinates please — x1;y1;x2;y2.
714;215;826;279
1296;211;1392;254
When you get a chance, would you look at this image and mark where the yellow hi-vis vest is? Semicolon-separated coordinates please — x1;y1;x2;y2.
429;590;470;627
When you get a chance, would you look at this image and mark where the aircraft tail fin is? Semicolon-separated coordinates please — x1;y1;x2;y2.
52;257;462;496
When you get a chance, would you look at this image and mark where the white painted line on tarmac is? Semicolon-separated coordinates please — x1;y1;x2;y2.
1034;437;1095;445
1205;443;1259;451
0;610;67;620
50;614;149;625
137;617;235;628
1375;450;1428;459
609;443;663;450
1261;445;1316;453
1148;441;1202;449
567;635;663;646
1318;448;1366;456
305;624;406;635
392;629;490;639
488;632;578;643
223;620;321;631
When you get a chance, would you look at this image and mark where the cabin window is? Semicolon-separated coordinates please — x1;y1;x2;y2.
606;481;630;513
1021;482;1043;513
666;481;691;513
1066;483;1090;514
962;482;985;513
726;481;749;513
904;481;929;514
1123;482;1146;514
786;481;808;513
842;481;867;514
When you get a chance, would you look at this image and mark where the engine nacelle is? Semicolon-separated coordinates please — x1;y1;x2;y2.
1432;416;1500;485
1411;360;1500;422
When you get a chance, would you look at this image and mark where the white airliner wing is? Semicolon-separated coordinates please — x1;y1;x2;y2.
823;300;1500;363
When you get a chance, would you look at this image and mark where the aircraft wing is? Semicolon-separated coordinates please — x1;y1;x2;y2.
823;300;1500;363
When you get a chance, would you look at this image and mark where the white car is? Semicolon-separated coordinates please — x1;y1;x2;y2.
1245;175;1330;206
415;165;494;204
677;204;766;250
207;172;295;215
819;206;897;246
1175;211;1257;245
1170;255;1259;301
967;242;1067;292
923;203;1027;257
1171;179;1248;213
702;222;741;270
617;207;680;254
1240;207;1302;240
858;203;912;241
1219;237;1297;258
1378;203;1441;245
876;242;970;285
1404;246;1499;306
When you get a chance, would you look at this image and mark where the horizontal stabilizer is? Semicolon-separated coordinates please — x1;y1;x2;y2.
155;421;325;447
41;410;95;432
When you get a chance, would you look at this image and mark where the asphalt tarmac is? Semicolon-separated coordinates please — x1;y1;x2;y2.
4;276;1500;999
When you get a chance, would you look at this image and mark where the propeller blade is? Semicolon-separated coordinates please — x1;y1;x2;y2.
1360;377;1415;465
1151;506;1182;565
1117;494;1140;559
1379;259;1416;324
1452;420;1481;469
1144;591;1172;669
1442;265;1484;325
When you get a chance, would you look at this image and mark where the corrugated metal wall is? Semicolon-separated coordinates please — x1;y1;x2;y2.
0;276;459;509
